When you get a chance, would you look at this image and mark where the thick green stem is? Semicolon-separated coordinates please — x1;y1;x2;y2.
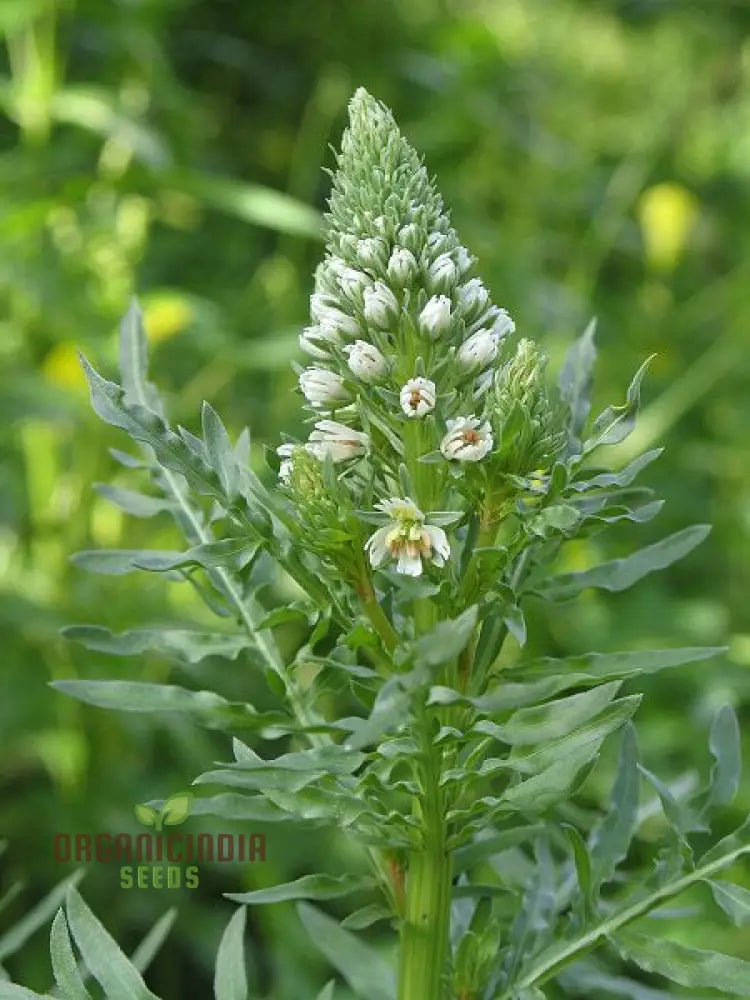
398;733;452;1000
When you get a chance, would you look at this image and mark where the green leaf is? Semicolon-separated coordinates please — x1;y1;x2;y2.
611;930;750;996
496;816;750;998
202;401;239;500
638;765;706;837
213;907;247;1000
119;299;163;415
50;680;281;731
502;698;641;812
340;905;392;930
590;725;639;891
65;886;159;1000
527;504;580;538
583;355;654;454
563;825;594;919
132;538;260;573
708;879;750;926
172;170;323;239
475;682;622;747
93;484;175;517
536;525;710;601
226;873;371;905
0;870;84;962
297;903;395;1000
570;448;663;491
705;705;741;810
559;318;597;439
62;625;249;663
414;606;478;668
161;792;193;826
130;908;177;974
49;910;91;1000
0;986;53;999
168;793;293;824
453;826;545;871
315;982;336;1000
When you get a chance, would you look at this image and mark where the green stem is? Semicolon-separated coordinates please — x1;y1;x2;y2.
398;721;452;1000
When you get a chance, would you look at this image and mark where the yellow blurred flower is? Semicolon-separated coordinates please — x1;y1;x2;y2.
42;342;86;391
637;182;699;272
142;292;194;343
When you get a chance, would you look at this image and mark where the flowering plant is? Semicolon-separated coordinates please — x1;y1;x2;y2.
4;88;746;1000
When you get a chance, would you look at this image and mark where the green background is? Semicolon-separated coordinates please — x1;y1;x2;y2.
1;0;749;996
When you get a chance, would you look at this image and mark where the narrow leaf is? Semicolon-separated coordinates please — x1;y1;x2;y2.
612;930;750;996
708;880;750;927
536;525;710;601
297;903;395;1000
590;725;639;890
0;870;84;962
226;873;370;905
65;886;159;1000
213;907;247;1000
49;910;91;1000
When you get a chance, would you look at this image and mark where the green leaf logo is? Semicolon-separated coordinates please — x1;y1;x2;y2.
134;792;193;830
134;803;157;827
161;792;193;827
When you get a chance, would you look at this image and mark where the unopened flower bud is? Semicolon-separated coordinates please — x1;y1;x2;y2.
428;252;458;292
310;293;360;338
418;295;453;339
397;223;421;253
363;281;399;328
356;237;388;270
288;447;326;499
306;420;370;463
344;340;389;381
455;246;473;275
400;377;436;418
458;278;490;318
299;367;349;408
458;328;500;369
388;247;418;286
300;325;334;359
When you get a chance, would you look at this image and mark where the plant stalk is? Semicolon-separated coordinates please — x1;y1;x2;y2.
398;731;452;1000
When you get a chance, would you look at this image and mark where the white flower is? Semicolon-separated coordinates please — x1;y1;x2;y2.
365;498;450;577
310;293;360;337
455;246;473;275
400;377;436;418
428;252;458;292
299;368;349;408
440;416;494;462
344;340;389;381
458;278;490;317
387;247;418;286
306;420;369;463
299;325;333;358
492;307;515;339
473;368;495;398
363;281;399;327
418;295;452;339
458;328;500;369
356;237;387;269
277;443;295;481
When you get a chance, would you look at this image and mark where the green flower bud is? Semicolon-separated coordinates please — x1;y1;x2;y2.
491;338;566;475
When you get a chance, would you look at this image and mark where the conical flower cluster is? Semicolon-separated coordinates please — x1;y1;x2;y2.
278;89;564;574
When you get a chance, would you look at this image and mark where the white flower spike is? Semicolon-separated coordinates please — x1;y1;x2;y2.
365;498;450;577
440;416;494;462
400;377;436;418
306;420;369;463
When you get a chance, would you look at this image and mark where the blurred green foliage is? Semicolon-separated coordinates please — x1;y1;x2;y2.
1;0;749;996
